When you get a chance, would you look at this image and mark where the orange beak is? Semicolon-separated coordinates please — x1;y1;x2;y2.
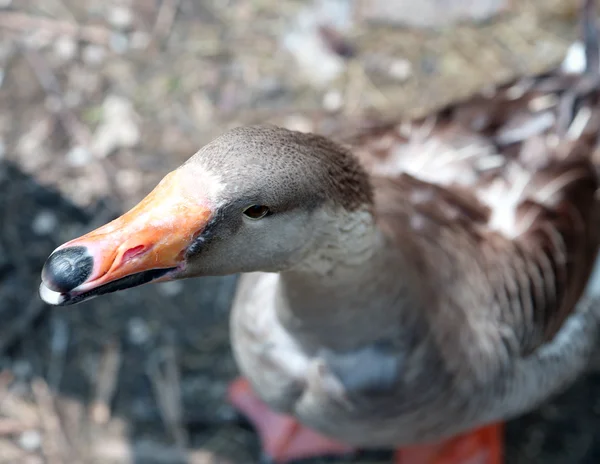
40;169;213;306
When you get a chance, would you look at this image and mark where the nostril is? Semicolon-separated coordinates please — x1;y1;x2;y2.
41;246;94;293
122;245;146;262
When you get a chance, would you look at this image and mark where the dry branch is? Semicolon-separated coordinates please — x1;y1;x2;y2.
0;12;111;45
32;379;69;464
89;339;122;425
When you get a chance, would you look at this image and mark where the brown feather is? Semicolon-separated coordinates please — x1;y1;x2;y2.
335;51;600;372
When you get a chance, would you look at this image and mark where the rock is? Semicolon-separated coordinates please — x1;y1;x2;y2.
115;169;143;196
91;95;140;157
31;210;58;235
562;42;590;74
109;32;129;54
282;0;353;86
127;317;151;345
82;44;106;67
388;58;413;81
18;430;41;451
322;89;343;112
53;36;77;62
107;6;134;30
130;31;151;50
364;53;413;82
66;145;92;167
157;281;184;297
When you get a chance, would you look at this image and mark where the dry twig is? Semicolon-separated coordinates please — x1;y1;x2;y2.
0;373;40;429
146;331;187;449
153;0;181;42
32;378;70;464
0;372;40;435
0;418;39;436
22;49;92;148
0;12;111;45
89;339;122;425
22;48;119;200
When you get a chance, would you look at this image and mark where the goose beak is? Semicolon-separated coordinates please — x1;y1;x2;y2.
39;169;213;306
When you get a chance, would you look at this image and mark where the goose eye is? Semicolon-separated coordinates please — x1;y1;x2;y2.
243;205;270;220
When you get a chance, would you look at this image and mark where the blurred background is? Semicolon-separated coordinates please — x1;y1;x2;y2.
0;0;599;463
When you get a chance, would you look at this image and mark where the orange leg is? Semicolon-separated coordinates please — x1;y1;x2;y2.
228;376;503;464
394;423;503;464
227;377;355;463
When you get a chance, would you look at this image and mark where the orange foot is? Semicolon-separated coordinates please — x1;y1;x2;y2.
227;377;355;463
395;423;504;464
228;376;503;464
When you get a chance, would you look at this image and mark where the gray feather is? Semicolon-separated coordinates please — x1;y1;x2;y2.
320;341;402;394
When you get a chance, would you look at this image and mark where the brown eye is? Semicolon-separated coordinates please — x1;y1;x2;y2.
243;205;270;220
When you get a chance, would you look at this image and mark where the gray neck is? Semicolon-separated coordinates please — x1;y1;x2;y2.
275;209;419;352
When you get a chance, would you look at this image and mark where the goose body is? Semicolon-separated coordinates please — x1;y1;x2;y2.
229;96;600;447
39;3;600;463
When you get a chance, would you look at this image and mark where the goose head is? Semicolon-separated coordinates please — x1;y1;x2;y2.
39;125;373;306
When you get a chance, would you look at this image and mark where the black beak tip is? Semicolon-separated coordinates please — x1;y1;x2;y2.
41;246;94;293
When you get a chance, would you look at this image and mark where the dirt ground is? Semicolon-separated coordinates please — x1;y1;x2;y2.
1;0;600;463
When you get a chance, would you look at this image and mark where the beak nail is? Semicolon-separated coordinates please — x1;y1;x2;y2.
41;246;94;293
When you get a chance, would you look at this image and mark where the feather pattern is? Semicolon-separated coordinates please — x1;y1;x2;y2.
337;42;600;371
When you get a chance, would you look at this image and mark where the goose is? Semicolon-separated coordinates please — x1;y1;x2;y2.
39;2;600;463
